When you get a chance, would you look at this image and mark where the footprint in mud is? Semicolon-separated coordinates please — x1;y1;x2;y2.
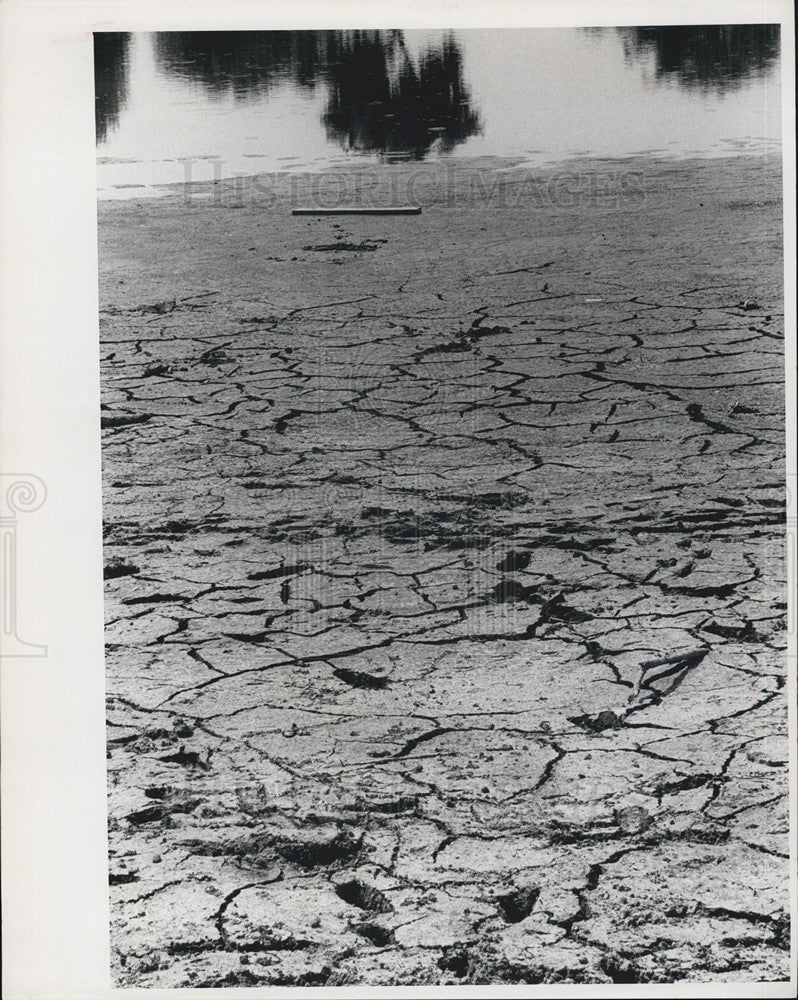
332;667;390;690
496;886;540;923
334;878;392;913
273;827;361;868
496;549;532;573
104;559;140;580
159;746;211;770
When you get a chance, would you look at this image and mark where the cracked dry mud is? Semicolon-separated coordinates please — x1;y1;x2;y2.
99;156;789;987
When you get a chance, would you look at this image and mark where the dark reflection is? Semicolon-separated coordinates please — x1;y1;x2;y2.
94;33;130;143
322;32;480;160
617;24;780;88
151;29;480;160
154;31;324;96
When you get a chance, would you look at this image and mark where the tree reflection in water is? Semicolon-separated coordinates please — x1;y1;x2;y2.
152;29;481;160
94;33;130;143
154;30;324;96
94;26;781;154
617;24;780;88
321;32;480;160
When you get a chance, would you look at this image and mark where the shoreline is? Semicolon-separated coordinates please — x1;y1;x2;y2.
96;143;785;202
99;151;784;206
99;152;789;986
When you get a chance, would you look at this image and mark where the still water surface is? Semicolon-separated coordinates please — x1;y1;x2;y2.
95;27;781;198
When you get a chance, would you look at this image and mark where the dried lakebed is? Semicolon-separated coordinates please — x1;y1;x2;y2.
99;156;789;986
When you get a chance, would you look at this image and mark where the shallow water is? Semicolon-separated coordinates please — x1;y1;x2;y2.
95;27;781;197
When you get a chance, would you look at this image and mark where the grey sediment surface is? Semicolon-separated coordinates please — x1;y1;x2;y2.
100;155;789;986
